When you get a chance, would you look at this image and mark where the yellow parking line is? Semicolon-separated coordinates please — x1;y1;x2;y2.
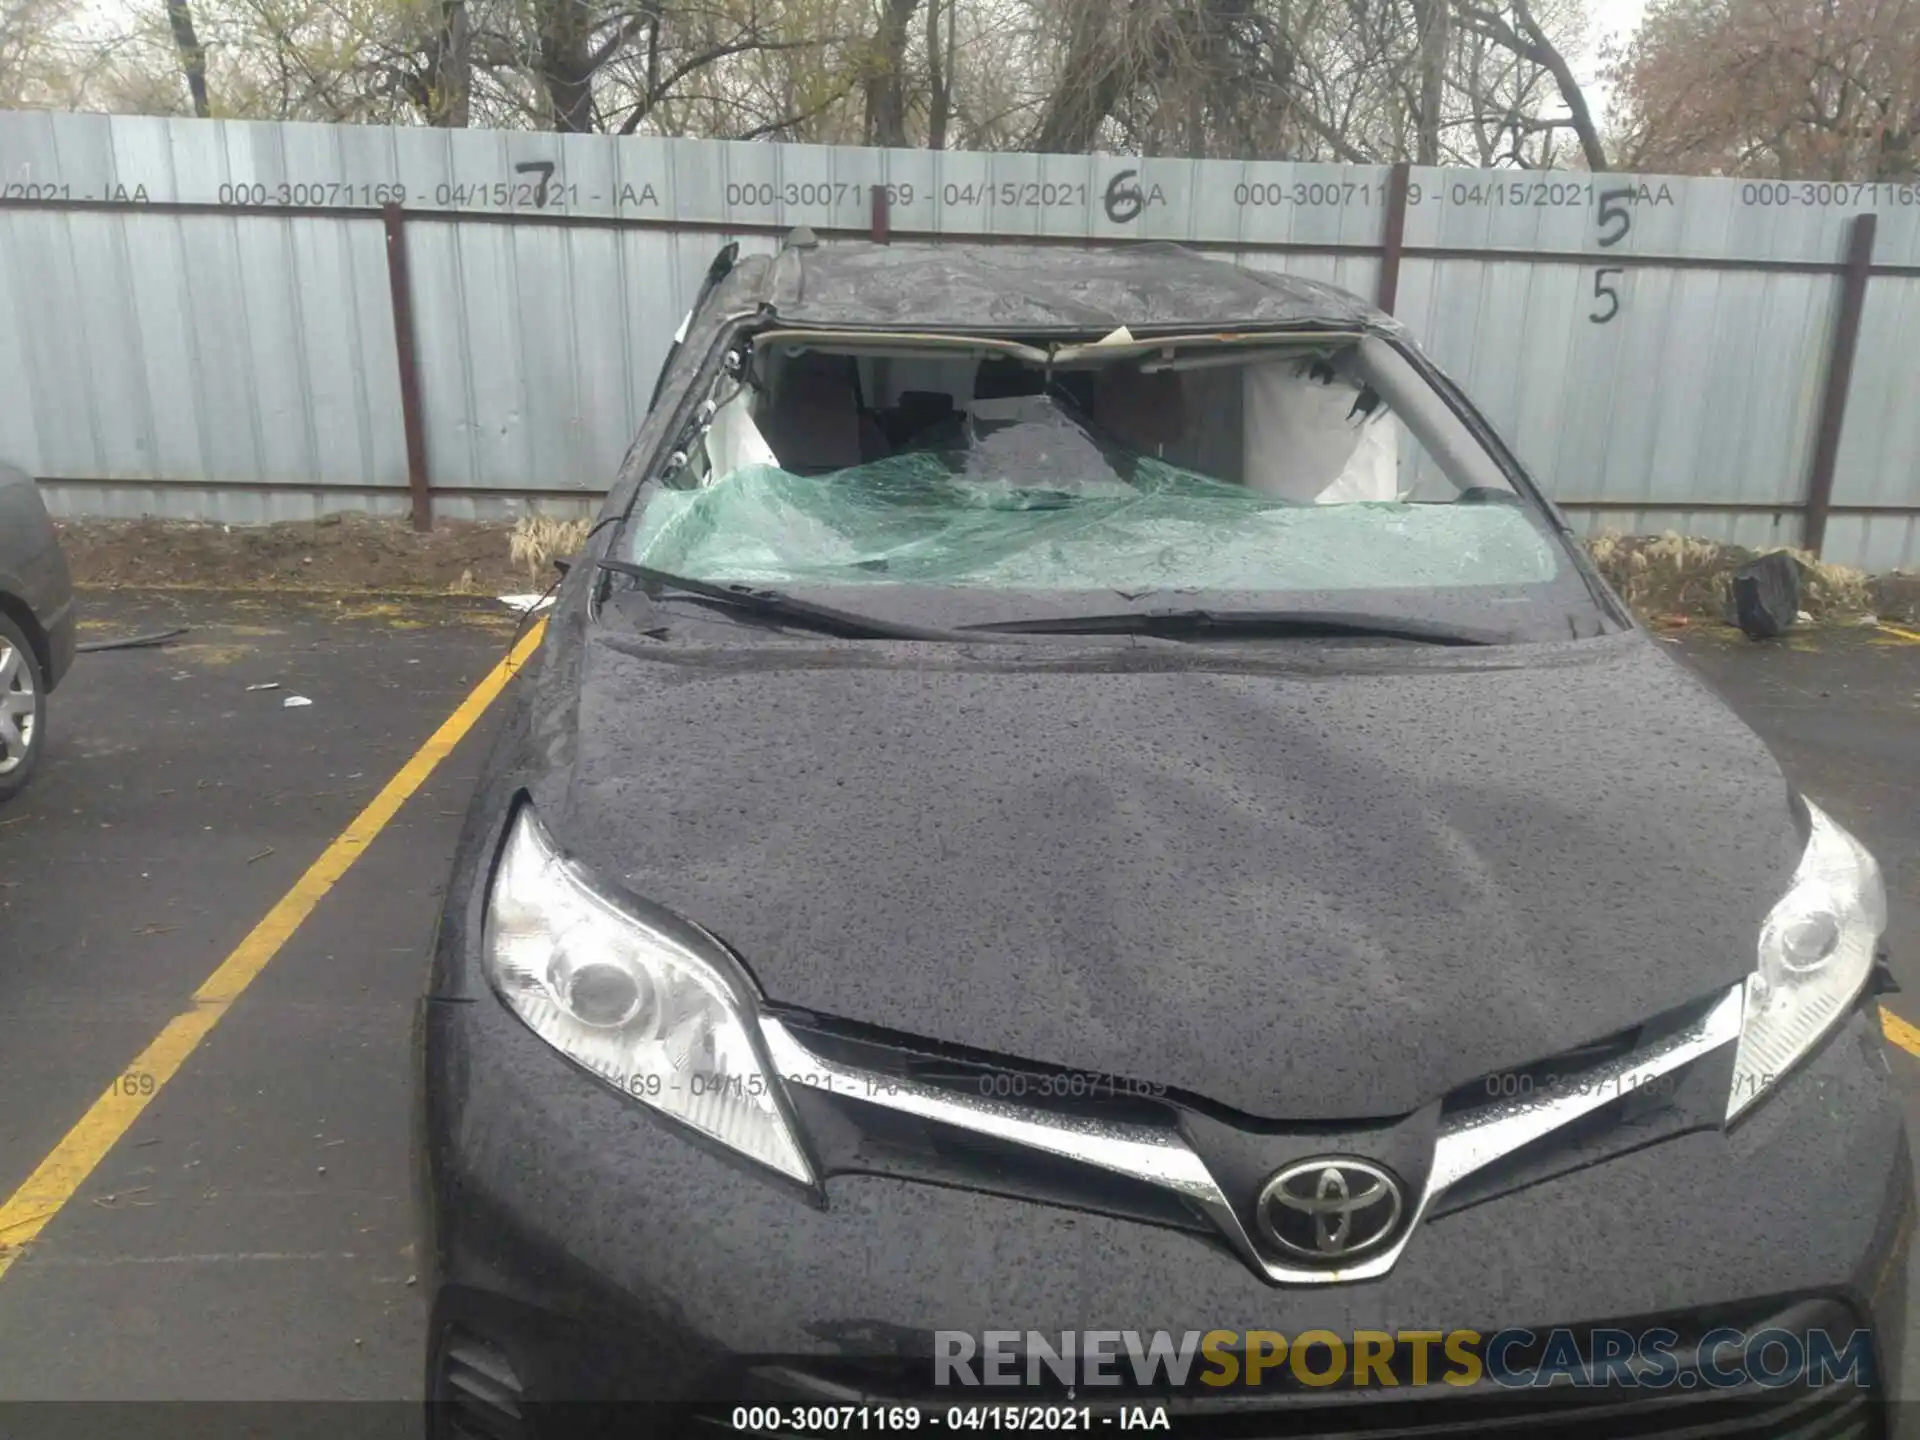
1877;622;1920;644
0;621;547;1282
1882;1008;1920;1058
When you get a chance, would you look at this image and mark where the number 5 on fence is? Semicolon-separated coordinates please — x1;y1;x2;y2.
1590;267;1624;324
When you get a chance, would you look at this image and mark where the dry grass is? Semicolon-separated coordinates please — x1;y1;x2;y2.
1586;532;1730;617
1583;531;1877;624
508;515;593;581
1785;548;1875;614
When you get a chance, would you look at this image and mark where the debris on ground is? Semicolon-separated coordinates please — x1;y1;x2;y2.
245;682;281;692
498;593;556;615
74;626;190;653
283;695;313;709
1586;532;1880;627
1730;552;1802;639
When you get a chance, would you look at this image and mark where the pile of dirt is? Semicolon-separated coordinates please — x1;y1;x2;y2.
54;514;531;594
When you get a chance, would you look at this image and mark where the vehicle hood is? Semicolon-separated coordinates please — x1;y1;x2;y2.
534;628;1798;1119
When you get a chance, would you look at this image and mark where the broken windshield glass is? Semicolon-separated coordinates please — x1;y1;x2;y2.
627;333;1562;596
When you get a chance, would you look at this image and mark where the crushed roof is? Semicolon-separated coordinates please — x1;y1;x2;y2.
749;239;1403;336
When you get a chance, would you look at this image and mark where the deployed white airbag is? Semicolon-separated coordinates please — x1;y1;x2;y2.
1241;359;1400;503
704;383;779;482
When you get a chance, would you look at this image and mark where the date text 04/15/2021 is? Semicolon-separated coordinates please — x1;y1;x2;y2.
728;1406;1172;1432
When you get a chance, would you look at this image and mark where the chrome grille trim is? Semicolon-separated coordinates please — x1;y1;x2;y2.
1427;983;1744;1194
758;1016;1220;1202
757;982;1745;1286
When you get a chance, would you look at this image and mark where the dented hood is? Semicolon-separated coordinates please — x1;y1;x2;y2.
538;627;1798;1119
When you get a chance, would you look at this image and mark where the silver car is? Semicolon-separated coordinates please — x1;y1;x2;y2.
0;463;75;799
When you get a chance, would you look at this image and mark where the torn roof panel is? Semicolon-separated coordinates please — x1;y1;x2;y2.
755;241;1403;337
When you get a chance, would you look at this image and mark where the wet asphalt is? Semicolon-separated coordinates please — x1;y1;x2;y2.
0;593;1913;1405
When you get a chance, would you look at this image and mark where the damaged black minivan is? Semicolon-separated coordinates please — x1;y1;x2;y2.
416;238;1908;1434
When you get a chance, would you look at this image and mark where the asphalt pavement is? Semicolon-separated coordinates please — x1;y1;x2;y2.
0;593;1914;1407
0;591;523;1404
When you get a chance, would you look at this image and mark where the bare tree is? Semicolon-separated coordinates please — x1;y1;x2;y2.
1;0;74;104
1026;0;1142;153
432;0;472;123
165;0;212;114
1454;0;1605;167
1414;0;1446;160
1008;0;1598;165
860;0;919;143
25;0;1612;172
924;0;953;145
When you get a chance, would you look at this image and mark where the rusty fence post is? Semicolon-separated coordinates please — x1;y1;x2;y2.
870;183;891;243
382;201;433;532
1802;211;1877;558
1375;160;1412;315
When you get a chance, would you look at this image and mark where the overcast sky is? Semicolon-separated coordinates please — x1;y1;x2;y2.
1575;0;1650;120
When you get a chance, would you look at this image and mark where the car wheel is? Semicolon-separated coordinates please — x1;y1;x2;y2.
0;612;46;801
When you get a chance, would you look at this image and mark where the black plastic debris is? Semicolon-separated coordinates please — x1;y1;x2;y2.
1730;552;1800;639
75;626;189;653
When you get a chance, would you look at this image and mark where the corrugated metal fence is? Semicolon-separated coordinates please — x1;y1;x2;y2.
2;111;1917;569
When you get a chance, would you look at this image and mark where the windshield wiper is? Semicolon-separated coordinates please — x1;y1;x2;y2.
598;559;1006;643
960;608;1499;646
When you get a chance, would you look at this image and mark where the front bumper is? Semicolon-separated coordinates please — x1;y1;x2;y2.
16;529;76;690
416;983;1913;1434
42;593;75;691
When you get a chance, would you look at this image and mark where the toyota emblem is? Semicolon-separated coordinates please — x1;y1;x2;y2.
1256;1159;1406;1261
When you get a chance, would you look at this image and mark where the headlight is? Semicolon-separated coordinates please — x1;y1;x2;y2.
484;804;813;1183
1727;799;1886;1123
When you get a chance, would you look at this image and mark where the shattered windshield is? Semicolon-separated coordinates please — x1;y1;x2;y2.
626;332;1565;599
